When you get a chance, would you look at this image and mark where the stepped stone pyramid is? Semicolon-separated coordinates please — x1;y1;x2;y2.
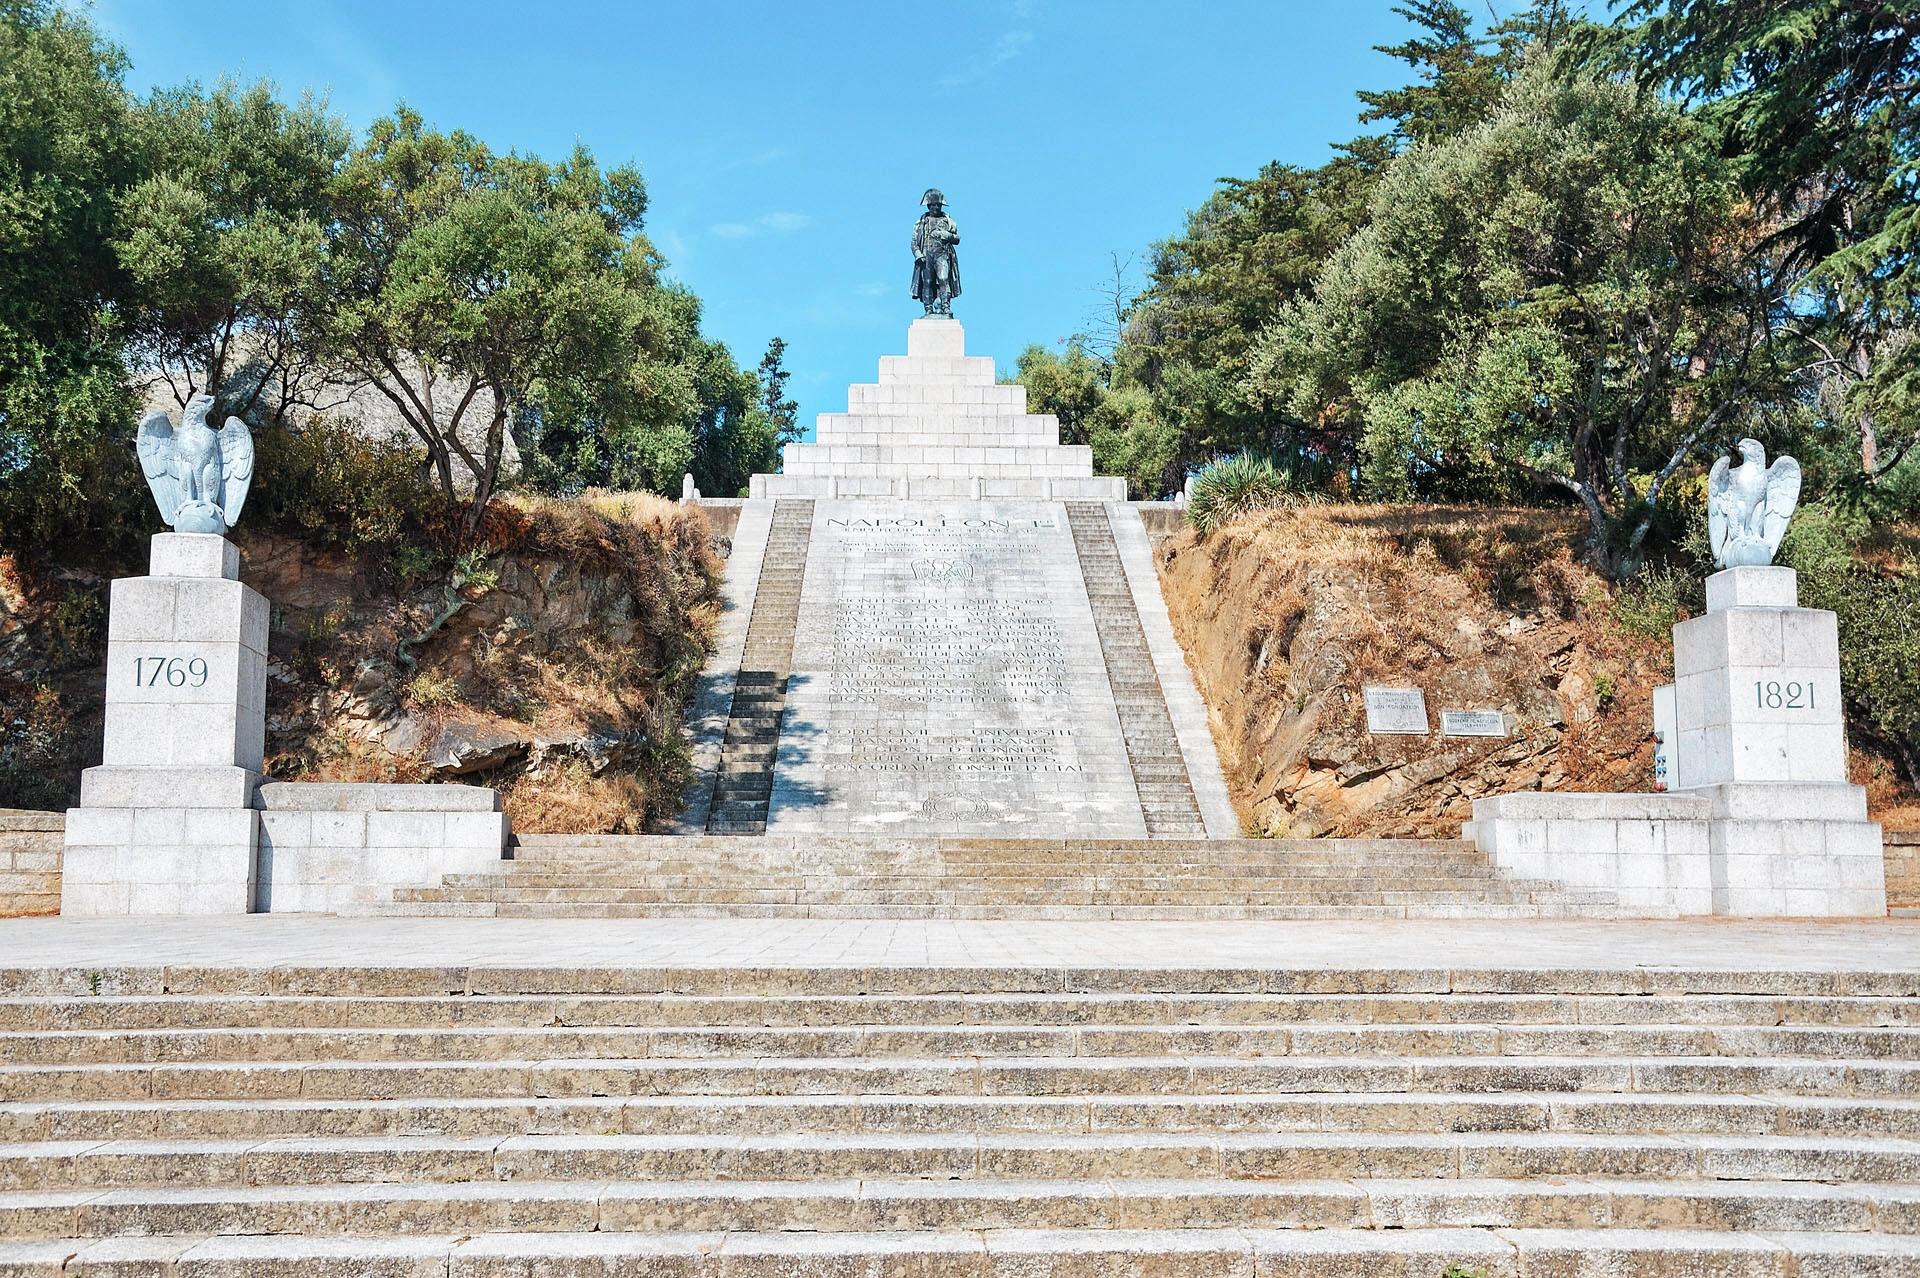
749;318;1125;501
672;319;1233;843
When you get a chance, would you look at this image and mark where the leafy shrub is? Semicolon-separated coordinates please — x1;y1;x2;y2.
1800;568;1920;786
0;429;153;572
0;682;80;810
1773;503;1920;787
1611;564;1700;641
250;418;439;553
1186;454;1300;535
404;670;461;709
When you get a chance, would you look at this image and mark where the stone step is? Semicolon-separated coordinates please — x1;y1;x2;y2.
8;1089;1917;1143
3;1053;1915;1103
7;1227;1918;1277
455;871;1522;890
6;1022;1915;1066
11;964;1904;999
6;990;1911;1032
3;1176;1917;1241
510;836;1482;852
474;857;1518;877
389;898;1635;920
9;1130;1920;1191
397;888;1567;908
501;856;1500;874
405;894;1620;917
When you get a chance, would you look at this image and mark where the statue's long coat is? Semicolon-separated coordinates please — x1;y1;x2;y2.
911;212;961;304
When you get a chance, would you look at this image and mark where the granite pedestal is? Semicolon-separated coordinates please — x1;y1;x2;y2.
61;534;265;915
1673;566;1884;915
1468;566;1886;916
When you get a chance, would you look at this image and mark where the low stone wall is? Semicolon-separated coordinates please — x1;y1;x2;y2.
1133;501;1185;543
1889;830;1920;911
255;782;508;913
0;810;62;917
1465;792;1711;916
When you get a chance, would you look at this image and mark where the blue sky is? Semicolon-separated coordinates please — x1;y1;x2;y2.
91;1;1507;431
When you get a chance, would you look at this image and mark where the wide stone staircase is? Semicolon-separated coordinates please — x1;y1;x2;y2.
0;960;1916;1272
375;835;1633;919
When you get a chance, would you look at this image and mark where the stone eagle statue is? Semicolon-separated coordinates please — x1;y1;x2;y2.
1707;438;1800;569
135;393;255;535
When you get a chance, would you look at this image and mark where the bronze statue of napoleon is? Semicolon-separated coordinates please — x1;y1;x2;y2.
911;188;961;317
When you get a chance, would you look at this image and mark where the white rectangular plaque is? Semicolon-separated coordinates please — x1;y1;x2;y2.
1363;686;1428;735
1440;709;1507;737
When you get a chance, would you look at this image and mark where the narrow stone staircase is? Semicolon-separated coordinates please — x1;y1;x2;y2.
706;499;814;835
376;835;1632;919
0;960;1915;1272
1063;501;1207;837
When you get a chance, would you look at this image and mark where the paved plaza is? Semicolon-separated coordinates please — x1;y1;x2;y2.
2;914;1914;974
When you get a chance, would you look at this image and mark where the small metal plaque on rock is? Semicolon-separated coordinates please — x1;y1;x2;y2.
1440;709;1507;737
1363;686;1429;735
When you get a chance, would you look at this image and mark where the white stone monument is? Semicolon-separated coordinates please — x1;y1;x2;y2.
1673;564;1883;914
62;400;512;914
1466;441;1885;917
62;533;266;914
682;317;1238;839
749;318;1125;501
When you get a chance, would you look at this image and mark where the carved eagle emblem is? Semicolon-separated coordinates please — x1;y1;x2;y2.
1707;438;1800;570
135;393;255;535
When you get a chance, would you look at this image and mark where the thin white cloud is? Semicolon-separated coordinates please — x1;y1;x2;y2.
711;211;814;240
937;24;1034;90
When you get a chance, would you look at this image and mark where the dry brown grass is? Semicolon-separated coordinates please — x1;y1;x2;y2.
506;762;654;835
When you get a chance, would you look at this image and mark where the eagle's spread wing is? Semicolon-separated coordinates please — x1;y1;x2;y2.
217;415;255;529
1706;453;1732;565
1762;454;1802;558
135;410;182;526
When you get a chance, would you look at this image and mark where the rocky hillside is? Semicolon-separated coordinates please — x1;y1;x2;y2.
0;493;719;833
1156;504;1914;840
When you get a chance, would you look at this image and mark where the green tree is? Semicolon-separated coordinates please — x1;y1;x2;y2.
1099;1;1554;494
1619;0;1920;483
1249;67;1774;578
685;335;767;499
0;1;138;536
320;109;653;542
1014;341;1177;497
114;79;349;422
756;336;799;447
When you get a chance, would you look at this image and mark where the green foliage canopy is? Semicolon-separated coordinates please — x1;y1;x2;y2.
0;1;138;534
1248;67;1772;576
114;79;348;423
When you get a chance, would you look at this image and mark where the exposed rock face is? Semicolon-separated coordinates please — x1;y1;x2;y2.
0;494;712;828
1155;506;1662;839
425;721;529;775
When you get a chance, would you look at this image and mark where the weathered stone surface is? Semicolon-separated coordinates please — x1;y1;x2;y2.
426;721;529;775
0;809;61;918
0;924;1914;1268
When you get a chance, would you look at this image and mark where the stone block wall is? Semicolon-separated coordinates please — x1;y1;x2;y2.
750;319;1129;502
0;810;62;917
1888;830;1920;912
1465;792;1712;915
255;782;508;913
